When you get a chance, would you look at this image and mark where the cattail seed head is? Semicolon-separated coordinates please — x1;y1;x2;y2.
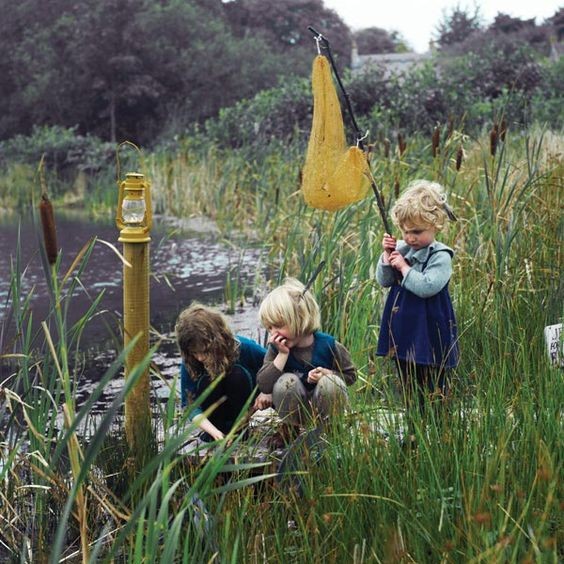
394;177;400;198
397;133;406;157
39;193;58;265
456;145;464;171
490;123;499;157
500;118;507;142
432;126;440;158
473;512;492;525
383;138;390;158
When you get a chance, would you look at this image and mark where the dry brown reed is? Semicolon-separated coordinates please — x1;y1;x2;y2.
432;126;441;158
397;133;407;157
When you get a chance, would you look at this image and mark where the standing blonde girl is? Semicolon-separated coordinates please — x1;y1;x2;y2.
376;180;459;417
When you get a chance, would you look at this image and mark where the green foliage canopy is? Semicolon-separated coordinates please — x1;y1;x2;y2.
353;27;410;54
0;0;347;144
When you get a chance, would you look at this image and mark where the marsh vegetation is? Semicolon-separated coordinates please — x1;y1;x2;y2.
1;123;562;561
1;2;562;560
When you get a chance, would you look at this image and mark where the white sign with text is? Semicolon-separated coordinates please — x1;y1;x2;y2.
544;323;563;368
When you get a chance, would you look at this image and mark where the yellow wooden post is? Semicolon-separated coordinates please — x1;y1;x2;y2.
116;172;152;454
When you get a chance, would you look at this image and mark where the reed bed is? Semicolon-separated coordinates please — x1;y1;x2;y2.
0;126;562;561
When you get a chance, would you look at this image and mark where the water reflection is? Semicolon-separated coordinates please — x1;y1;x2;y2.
1;211;263;343
1;211;266;411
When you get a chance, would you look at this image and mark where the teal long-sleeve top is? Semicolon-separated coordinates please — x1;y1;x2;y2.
179;335;266;419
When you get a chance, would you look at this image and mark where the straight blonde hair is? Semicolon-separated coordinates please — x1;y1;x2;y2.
259;277;321;337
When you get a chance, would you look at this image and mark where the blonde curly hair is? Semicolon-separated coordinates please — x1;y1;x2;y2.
259;277;321;338
175;303;238;380
391;180;449;232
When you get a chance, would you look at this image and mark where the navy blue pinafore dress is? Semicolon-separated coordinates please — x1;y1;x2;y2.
376;251;459;368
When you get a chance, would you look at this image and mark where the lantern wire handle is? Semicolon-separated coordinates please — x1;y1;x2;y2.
116;140;144;186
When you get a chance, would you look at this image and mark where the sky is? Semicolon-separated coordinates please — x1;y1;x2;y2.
322;0;562;53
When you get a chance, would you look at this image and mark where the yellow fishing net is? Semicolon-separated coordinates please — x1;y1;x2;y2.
301;55;370;211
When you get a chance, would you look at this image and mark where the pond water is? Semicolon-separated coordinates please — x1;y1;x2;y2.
0;210;266;412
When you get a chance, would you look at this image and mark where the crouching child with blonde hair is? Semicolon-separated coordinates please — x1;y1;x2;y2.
257;278;356;444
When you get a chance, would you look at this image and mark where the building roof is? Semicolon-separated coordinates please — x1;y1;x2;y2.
351;48;431;77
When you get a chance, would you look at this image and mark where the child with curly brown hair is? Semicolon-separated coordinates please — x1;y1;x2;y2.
176;303;268;441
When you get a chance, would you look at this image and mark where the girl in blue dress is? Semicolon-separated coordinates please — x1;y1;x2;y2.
376;180;459;421
176;303;269;441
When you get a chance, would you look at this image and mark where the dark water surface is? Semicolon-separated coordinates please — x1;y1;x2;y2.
1;211;265;411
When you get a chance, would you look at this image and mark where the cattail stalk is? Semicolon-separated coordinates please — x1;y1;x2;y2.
397;133;407;157
383;138;390;159
446;115;454;140
490;123;499;157
456;145;464;171
499;118;507;142
432;126;440;158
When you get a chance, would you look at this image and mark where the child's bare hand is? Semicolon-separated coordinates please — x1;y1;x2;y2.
383;234;397;253
269;333;290;354
211;429;225;441
389;250;409;271
307;367;332;384
382;233;397;263
253;392;272;411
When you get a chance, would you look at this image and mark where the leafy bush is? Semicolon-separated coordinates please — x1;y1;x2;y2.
436;35;545;123
0;125;115;174
203;39;562;149
529;55;564;125
204;76;312;147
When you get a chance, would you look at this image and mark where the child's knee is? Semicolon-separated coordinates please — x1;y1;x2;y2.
313;374;349;415
317;373;347;397
273;372;303;398
272;373;307;424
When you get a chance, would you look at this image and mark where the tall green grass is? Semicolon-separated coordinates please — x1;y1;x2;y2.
0;219;274;562
1;126;561;561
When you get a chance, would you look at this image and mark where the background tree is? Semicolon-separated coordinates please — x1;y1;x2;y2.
546;7;564;41
489;13;553;55
434;5;483;49
0;0;352;143
353;27;410;54
0;0;81;139
223;0;351;70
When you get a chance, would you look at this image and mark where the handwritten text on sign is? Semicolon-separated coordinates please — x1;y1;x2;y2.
544;323;563;368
